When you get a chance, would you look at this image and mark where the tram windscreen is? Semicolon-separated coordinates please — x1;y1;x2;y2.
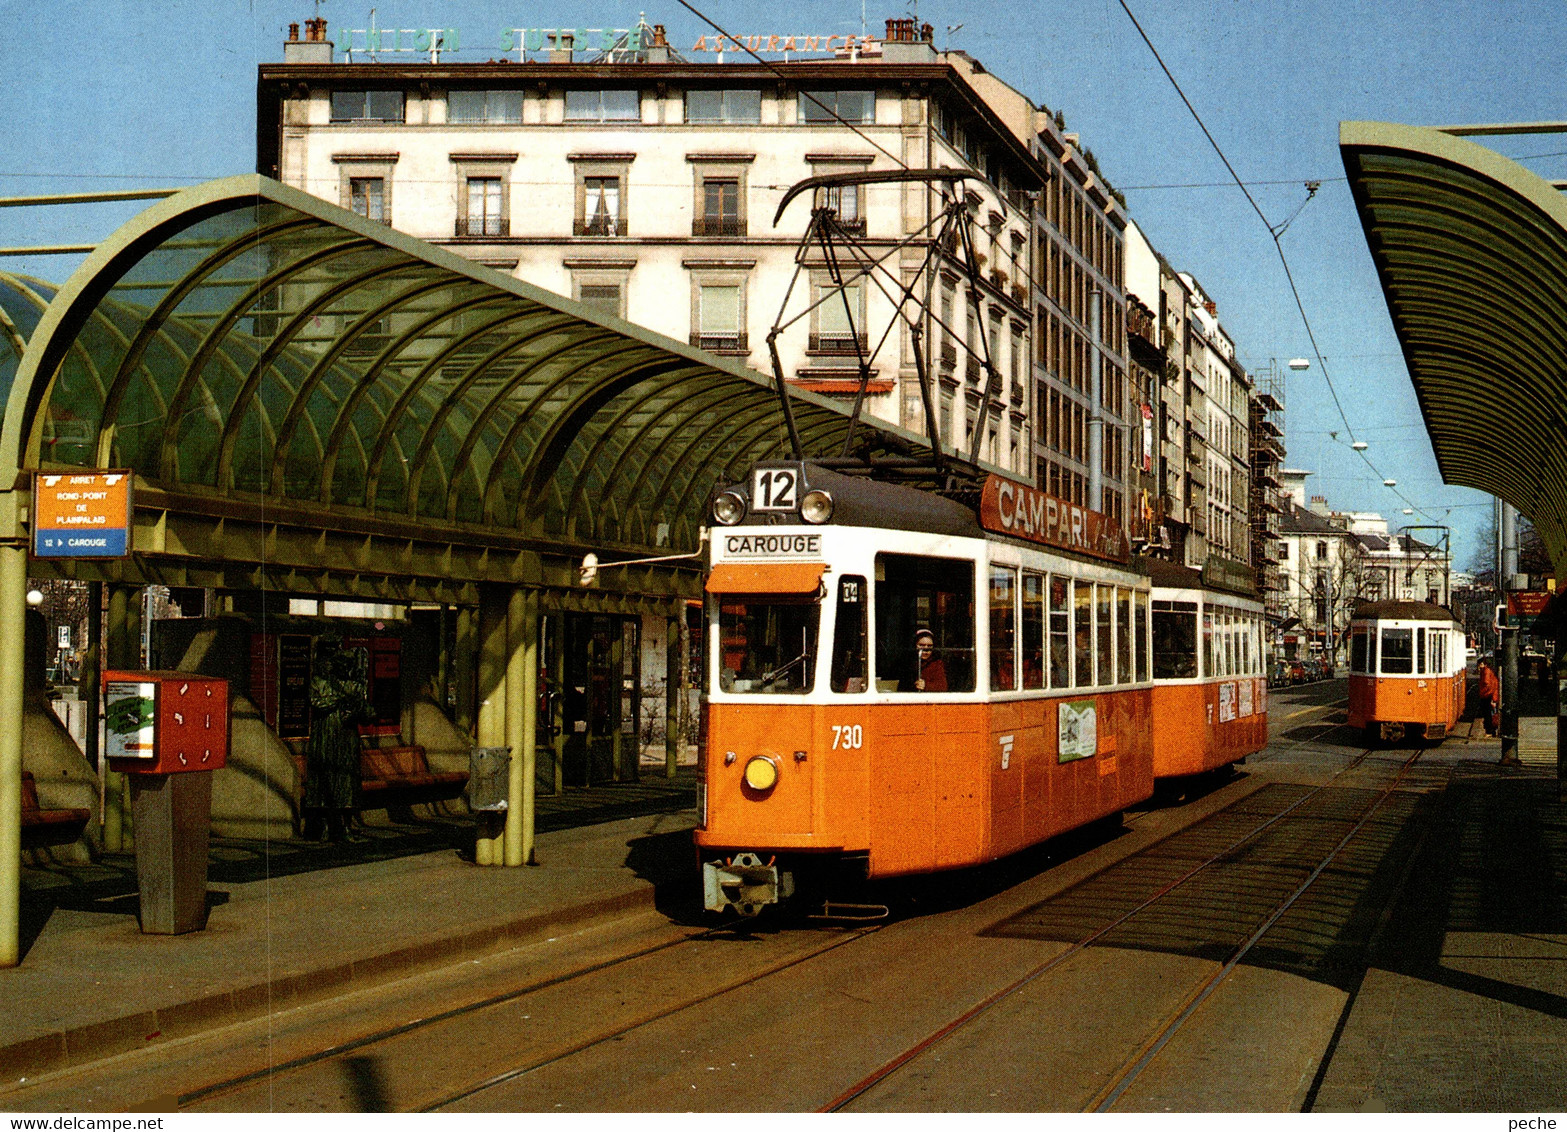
1380;627;1413;674
1152;600;1198;679
874;553;976;692
715;596;819;694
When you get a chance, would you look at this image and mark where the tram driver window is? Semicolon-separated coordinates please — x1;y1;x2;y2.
1152;600;1198;679
830;576;869;693
874;553;976;693
1380;627;1413;675
715;593;819;694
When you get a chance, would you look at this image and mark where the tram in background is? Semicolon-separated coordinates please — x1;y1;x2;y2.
1148;560;1269;779
1346;600;1467;744
696;461;1156;917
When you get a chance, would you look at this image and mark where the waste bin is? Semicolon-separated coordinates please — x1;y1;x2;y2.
468;746;511;812
104;671;229;934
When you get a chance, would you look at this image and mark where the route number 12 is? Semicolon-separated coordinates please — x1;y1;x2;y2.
752;467;799;511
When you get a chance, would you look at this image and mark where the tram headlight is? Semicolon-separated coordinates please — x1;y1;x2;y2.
713;490;746;526
799;489;834;524
743;755;779;792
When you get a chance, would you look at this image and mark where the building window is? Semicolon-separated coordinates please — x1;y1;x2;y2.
691;280;747;353
815;183;864;235
330;90;405;123
685;89;761;123
1316;540;1328;560
564;89;640;121
811;277;866;353
457;176;508;237
349;177;388;224
449;89;524;124
695;178;743;237
799;90;874;124
577;176;624;236
577;283;623;319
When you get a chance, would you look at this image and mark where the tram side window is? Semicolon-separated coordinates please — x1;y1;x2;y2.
1136;592;1150;682
1116;588;1132;684
1202;608;1215;679
1416;627;1427;675
1152;600;1197;679
991;567;1017;691
875;553;976;692
1381;627;1413;675
1074;580;1095;687
717;594;819;694
1241;614;1252;675
1049;575;1072;688
1350;629;1366;673
830;575;869;693
1021;572;1046;689
1097;584;1114;686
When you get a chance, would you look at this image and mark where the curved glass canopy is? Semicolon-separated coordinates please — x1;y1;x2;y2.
1341;122;1567;575
1;176;932;578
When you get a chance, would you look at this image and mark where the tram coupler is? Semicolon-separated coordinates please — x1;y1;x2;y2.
703;852;793;916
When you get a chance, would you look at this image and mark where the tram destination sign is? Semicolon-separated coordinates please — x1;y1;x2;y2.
32;471;132;558
979;475;1129;564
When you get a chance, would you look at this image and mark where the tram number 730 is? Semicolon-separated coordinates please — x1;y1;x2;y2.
752;466;799;511
831;724;863;749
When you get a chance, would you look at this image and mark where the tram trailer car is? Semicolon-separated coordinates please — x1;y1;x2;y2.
697;462;1156;917
1346;600;1467;743
1147;560;1269;778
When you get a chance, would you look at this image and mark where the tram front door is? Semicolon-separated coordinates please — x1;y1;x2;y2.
561;613;640;786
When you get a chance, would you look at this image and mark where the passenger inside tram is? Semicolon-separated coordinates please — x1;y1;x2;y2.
911;629;948;692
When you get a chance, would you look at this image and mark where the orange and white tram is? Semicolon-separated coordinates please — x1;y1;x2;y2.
697;463;1156;916
1148;560;1269;778
1346;600;1467;743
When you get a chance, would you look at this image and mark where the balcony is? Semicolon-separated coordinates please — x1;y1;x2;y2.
833;217;867;236
689;332;749;354
939;341;958;371
573;216;627;237
692;216;746;237
455;217;509;238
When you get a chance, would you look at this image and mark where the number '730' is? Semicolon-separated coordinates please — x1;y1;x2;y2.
831;724;863;749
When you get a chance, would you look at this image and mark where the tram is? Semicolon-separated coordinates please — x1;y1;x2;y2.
697;462;1156;917
1148;560;1269;779
1345;600;1467;743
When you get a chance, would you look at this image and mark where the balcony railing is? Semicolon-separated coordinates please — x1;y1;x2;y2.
455;216;509;238
939;341;958;370
808;332;868;353
692;216;745;237
834;217;867;236
690;332;749;353
574;216;627;236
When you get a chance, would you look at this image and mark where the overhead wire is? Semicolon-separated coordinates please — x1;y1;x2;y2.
1115;0;1447;527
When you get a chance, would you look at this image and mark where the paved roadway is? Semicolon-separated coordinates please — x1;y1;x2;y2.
9;678;1563;1112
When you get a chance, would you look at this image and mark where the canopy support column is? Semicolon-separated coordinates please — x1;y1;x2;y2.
504;589;537;866
104;584;141;852
475;587;508;865
665;608;681;779
0;540;25;968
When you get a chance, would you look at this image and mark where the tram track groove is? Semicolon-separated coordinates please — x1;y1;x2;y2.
1087;747;1427;1112
820;745;1385;1112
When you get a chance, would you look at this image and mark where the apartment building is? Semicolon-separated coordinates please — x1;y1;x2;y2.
258;18;1055;478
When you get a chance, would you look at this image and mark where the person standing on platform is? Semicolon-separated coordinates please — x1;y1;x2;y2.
303;638;369;842
1477;657;1501;737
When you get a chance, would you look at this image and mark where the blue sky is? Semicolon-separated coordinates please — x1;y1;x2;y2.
4;0;1558;569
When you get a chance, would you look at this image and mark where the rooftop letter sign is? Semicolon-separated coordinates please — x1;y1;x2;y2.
33;471;132;558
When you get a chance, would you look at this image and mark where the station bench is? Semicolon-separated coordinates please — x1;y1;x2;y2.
21;770;90;849
356;724;467;806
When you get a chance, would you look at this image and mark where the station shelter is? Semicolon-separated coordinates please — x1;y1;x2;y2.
1340;121;1567;748
0;175;935;965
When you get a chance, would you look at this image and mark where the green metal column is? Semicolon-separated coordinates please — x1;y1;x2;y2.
454;605;477;739
475;588;508;865
0;541;26;968
505;589;538;866
104;584;142;853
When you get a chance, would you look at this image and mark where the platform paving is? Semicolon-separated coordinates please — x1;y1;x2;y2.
2;773;699;1085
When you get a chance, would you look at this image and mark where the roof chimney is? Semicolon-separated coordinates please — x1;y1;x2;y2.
549;29;575;63
285;16;333;62
881;14;936;62
644;24;671;63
